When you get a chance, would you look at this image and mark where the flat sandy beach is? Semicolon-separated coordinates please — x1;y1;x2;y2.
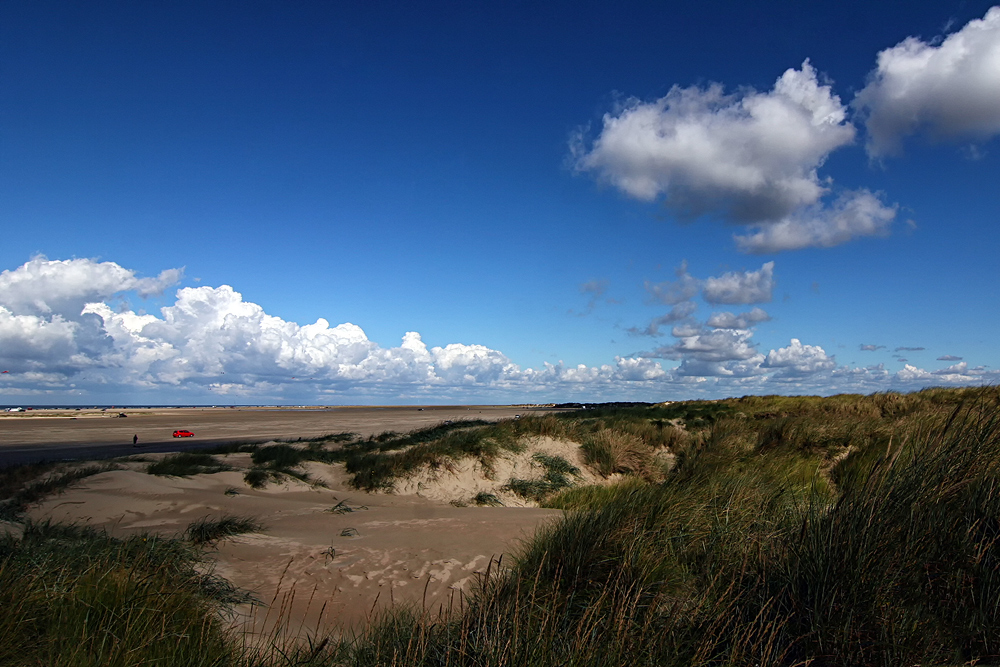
0;405;553;465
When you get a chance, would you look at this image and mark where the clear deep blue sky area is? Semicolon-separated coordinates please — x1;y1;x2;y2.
1;1;998;404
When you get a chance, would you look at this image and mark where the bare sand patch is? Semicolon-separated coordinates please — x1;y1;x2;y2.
15;421;666;641
25;458;563;639
392;435;606;506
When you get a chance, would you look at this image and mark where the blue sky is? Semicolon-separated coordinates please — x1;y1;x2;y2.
1;0;998;405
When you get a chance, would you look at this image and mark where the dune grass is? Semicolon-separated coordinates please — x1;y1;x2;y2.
185;514;265;545
580;428;656;477
336;387;1000;666
330;413;682;493
242;443;324;488
332;420;524;491
541;477;650;510
0;521;247;667
160;433;359;489
147;451;231;476
0;461;57;502
473;491;504;506
503;453;582;501
327;499;368;514
4;387;1000;665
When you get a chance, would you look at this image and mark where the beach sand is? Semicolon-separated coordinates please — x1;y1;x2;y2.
0;405;553;465
20;426;569;640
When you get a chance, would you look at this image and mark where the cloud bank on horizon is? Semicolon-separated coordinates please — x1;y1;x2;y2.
574;7;1000;253
1;257;993;403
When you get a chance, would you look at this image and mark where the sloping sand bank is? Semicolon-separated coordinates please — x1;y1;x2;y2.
392;435;606;506
26;458;563;639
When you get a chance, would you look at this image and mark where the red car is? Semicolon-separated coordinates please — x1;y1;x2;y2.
172;430;195;438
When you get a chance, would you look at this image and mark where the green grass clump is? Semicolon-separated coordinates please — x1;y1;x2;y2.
542;478;649;510
501;478;551;501
201;442;260;455
503;453;581;502
243;467;279;489
321;431;359;443
0;521;245;667
581;428;654;477
252;443;306;468
473;492;503;507
147;452;230;477
531;453;580;486
185;514;264;545
242;443;320;488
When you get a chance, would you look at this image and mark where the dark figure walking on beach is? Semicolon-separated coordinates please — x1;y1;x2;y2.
133;434;138;447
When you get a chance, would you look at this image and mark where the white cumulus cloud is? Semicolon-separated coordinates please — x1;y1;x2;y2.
575;61;854;222
0;258;677;401
763;338;836;376
81;284;525;389
734;190;896;253
573;61;901;251
0;256;183;315
933;361;969;375
656;327;763;366
574;56;909;252
856;7;1000;157
0;257;185;377
702;262;775;305
0;307;81;372
706;307;771;329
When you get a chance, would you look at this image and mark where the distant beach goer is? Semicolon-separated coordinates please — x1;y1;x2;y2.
133;434;138;447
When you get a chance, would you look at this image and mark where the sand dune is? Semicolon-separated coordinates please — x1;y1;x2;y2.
392;435;606;506
27;450;567;638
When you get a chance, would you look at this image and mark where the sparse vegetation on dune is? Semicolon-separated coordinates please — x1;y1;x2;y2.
186;514;265;545
3;387;1000;665
244;443;317;487
335;420;519;491
502;453;582;501
325;413;684;496
341;387;1000;666
0;461;57;502
0;462;119;521
147;451;232;477
473;491;504;506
